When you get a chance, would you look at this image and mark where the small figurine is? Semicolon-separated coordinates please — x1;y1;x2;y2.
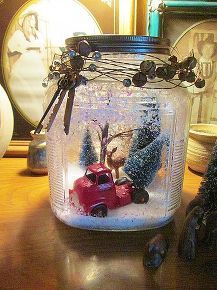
69;163;149;217
178;206;204;260
143;233;169;268
106;147;126;179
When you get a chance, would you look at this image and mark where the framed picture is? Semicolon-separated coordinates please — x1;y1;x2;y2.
147;0;217;124
0;0;120;146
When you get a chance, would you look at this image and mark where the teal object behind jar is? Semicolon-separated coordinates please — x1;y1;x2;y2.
27;130;47;175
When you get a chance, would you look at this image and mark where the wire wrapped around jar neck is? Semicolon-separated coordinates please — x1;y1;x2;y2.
80;52;179;88
34;39;205;136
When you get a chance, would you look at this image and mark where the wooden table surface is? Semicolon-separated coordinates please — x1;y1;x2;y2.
0;158;216;290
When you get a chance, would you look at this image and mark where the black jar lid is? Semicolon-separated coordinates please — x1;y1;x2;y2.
65;35;170;54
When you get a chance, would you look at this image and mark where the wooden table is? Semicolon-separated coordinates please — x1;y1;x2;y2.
0;158;216;290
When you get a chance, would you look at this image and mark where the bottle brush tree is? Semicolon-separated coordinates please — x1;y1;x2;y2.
128;102;160;157
79;128;98;167
179;142;217;259
124;133;168;188
198;141;217;213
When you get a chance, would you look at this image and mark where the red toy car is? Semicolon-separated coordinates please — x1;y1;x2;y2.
69;163;149;217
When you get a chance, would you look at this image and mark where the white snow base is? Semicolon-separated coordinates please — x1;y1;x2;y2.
51;164;175;231
51;190;174;231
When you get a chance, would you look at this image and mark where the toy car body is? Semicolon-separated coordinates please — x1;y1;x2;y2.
69;163;149;217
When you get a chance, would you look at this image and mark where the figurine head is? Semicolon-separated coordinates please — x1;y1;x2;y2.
107;147;118;157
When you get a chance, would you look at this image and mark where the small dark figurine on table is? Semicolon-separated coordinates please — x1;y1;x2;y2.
144;234;169;268
178;206;204;260
178;141;217;260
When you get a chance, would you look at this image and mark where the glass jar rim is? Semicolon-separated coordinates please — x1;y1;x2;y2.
65;35;170;54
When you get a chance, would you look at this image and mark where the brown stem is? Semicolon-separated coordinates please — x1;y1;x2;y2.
100;122;109;163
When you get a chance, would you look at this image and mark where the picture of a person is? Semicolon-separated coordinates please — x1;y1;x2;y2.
7;10;47;125
3;0;102;131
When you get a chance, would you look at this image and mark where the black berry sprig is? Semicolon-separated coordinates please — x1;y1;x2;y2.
42;40;205;90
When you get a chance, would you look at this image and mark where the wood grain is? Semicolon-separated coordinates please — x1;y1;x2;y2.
0;158;216;290
5;140;30;157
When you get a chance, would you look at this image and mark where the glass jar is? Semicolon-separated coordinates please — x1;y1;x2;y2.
45;36;192;231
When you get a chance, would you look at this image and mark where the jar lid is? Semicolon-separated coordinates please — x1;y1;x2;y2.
65;35;170;54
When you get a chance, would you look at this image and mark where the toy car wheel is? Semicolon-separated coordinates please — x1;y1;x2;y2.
90;204;108;218
115;176;132;186
133;189;149;204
